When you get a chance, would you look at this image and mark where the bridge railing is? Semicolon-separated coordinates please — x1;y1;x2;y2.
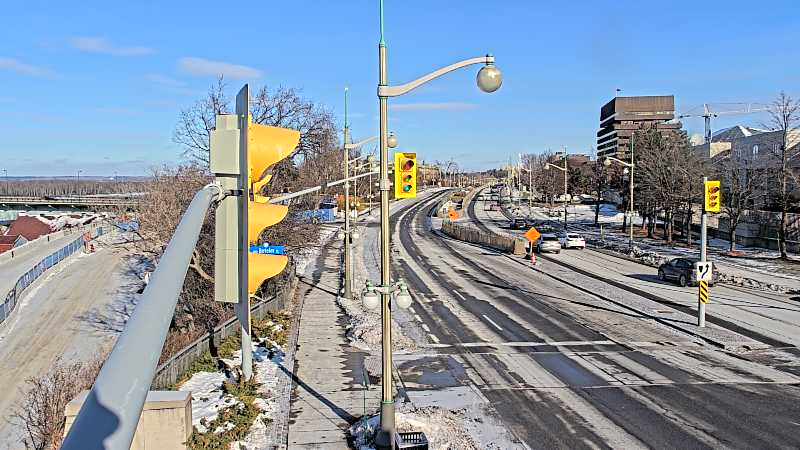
0;227;104;326
60;184;221;450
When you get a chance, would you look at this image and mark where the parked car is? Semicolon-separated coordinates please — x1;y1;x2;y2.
508;217;527;229
658;257;719;287
558;233;586;249
536;234;561;254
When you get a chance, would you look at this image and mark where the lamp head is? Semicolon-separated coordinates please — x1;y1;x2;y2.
387;133;398;148
623;167;629;175
603;158;611;168
477;55;502;93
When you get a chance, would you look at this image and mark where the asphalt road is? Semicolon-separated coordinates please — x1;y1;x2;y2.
473;193;800;349
386;190;800;449
0;242;128;450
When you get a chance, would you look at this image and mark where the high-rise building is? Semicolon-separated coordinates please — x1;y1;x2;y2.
597;95;681;159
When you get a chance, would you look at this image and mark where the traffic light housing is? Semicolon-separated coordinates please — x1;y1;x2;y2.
394;152;417;198
244;120;300;296
704;179;721;212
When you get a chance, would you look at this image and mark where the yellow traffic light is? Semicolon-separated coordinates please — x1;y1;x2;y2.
394;152;417;198
245;120;300;296
704;180;721;212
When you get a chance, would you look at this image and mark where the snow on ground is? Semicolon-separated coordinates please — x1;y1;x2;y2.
294;224;338;275
179;336;286;447
349;403;518;450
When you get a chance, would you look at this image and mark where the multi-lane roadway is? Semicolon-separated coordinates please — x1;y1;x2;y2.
373;188;800;449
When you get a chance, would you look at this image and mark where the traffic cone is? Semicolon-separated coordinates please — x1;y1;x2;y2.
530;252;537;265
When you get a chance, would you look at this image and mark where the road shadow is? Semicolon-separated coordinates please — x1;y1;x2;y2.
75;254;149;335
626;273;672;285
281;363;358;426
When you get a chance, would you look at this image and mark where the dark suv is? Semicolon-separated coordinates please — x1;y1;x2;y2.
509;217;527;229
658;257;718;287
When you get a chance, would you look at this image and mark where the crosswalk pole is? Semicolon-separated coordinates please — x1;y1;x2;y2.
698;176;707;328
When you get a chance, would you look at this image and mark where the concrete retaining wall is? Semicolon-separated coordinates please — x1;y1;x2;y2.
441;220;527;255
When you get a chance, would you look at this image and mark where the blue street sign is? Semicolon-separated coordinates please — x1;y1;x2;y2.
249;244;286;255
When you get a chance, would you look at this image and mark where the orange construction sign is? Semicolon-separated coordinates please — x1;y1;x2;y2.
524;227;541;242
447;209;460;220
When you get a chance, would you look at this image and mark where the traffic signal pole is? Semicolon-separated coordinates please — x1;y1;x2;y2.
699;176;708;327
235;87;254;380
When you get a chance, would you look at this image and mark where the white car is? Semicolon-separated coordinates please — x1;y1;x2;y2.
559;233;586;249
536;234;562;254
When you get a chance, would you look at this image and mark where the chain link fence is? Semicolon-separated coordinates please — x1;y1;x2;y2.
0;227;105;326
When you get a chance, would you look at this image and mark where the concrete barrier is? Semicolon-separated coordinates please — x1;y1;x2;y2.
65;390;191;450
442;220;527;255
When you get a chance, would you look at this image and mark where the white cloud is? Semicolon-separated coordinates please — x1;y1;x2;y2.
178;57;262;79
390;102;478;111
0;57;52;77
145;74;186;87
69;36;154;56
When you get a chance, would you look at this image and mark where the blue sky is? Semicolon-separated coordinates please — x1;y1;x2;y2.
1;0;798;176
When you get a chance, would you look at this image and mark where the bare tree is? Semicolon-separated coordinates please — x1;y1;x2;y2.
10;356;105;450
636;126;697;244
715;149;766;253
173;77;229;166
765;91;800;259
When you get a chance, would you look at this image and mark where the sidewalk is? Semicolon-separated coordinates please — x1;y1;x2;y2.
287;242;379;448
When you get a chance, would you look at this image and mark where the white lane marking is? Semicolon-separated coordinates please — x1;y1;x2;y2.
421;323;431;333
429;333;440;343
453;290;466;300
419;340;618;348
482;314;504;332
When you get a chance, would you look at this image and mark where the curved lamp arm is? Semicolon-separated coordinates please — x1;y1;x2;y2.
545;163;567;172
605;156;634;168
378;55;494;98
345;135;379;150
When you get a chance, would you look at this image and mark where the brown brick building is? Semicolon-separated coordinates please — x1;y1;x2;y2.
597;95;682;159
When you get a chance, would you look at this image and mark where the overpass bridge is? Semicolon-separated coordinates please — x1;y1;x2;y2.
0;195;138;211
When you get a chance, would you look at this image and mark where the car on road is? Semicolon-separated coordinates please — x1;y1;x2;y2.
508;217;527;229
558;233;586;249
658;257;719;287
536;234;561;254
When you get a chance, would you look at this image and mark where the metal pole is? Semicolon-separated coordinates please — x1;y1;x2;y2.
376;0;396;443
61;185;219;450
699;176;707;327
629;135;635;247
563;152;568;230
343;87;353;300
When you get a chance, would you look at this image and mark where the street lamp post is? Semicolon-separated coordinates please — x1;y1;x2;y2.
372;1;502;445
545;152;568;229
604;155;635;247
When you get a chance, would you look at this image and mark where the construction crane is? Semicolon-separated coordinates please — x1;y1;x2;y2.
677;103;769;144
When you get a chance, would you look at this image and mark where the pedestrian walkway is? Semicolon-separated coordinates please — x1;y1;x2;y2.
287;243;379;449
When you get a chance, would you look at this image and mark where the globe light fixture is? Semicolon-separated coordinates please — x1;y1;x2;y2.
477;55;503;93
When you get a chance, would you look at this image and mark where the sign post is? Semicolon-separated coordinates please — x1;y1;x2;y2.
699;178;720;327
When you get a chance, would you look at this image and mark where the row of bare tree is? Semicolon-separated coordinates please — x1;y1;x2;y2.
517;92;799;258
0;180;144;197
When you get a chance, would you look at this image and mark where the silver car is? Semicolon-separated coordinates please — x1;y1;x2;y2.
536;234;561;254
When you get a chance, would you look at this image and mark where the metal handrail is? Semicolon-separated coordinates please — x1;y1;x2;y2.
61;184;221;450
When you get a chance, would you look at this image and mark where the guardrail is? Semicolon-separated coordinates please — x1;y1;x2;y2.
0;227;104;326
0;196;136;207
